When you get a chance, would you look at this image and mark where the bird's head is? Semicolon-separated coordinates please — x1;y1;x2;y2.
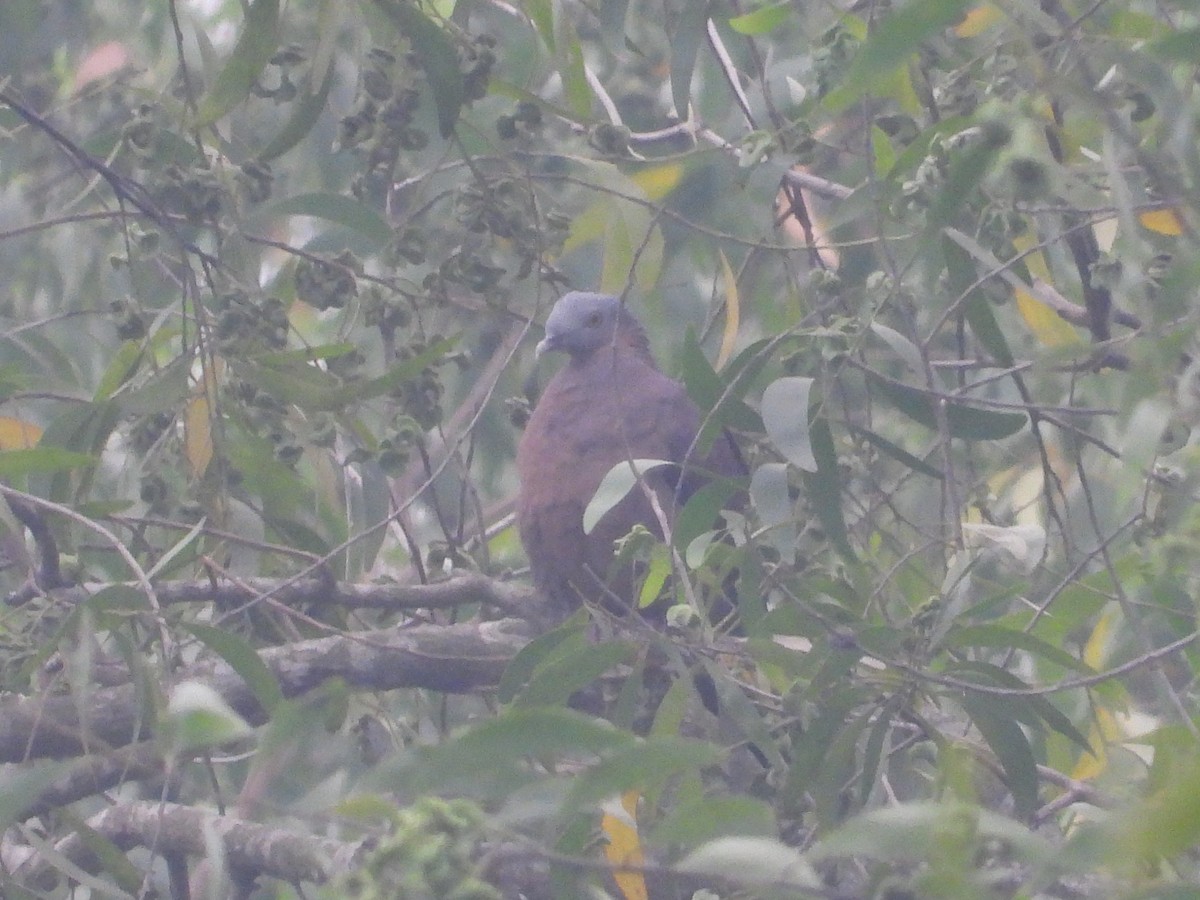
535;292;650;362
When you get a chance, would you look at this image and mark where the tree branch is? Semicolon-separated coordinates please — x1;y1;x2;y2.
0;617;531;762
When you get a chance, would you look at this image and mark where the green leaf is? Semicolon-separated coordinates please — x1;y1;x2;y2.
247;338;453;412
872;378;1027;440
114;353;191;416
678;837;819;888
0;447;94;477
1150;27;1200;62
259;62;336;161
497;618;589;703
164;681;256;753
927;123;1008;229
55;809;149;893
182;622;284;714
671;2;711;119
751;461;797;565
514;640;636;707
257;343;359;367
847;425;943;480
803;417;857;562
267;192;392;246
637;544;672;607
860;695;904;806
761;376;817;472
526;0;554;47
961;694;1039;819
194;0;281;126
871;123;896;177
556;15;591;118
651;795;776;847
942;624;1093;675
93;340;144;401
375;708;632;796
563;162;665;294
729;2;790;35
943;237;1014;367
351;338;456;403
708;659;787;769
678;330;761;433
673;477;740;551
375;0;464;137
567;736;724;807
811;802;1051;866
868;322;923;374
824;0;972;111
947;660;1093;755
583;459;672;534
0;760;69;827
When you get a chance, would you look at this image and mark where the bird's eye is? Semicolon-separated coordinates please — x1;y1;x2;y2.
585;312;602;327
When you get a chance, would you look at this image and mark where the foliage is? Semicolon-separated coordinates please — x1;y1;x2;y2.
1;0;1200;897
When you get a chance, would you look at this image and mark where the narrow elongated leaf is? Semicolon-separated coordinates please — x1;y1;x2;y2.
652;795;776;847
729;2;790;35
375;0;464;136
375;708;632;795
678;331;760;433
803;417;857;562
194;0;281;126
515;641;636;707
259;63;335;161
847;425;943;480
762;376;817;472
671;1;710;119
811;802;1051;865
267;192;392;245
0;447;94;477
567;736;724;807
962;694;1038;819
750;462;797;564
948;660;1093;754
583;459;672;534
825;0;972;111
556;15;592;118
498;620;588;703
715;249;741;369
0;761;69;828
869;323;924;374
942;624;1092;674
679;837;819;888
183;622;284;713
873;378;1027;440
943;237;1014;367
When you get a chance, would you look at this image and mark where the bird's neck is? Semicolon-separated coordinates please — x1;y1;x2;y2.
574;336;654;370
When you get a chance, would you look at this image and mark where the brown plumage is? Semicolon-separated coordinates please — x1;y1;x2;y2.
516;292;743;622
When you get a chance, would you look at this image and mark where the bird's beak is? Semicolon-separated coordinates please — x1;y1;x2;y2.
534;334;557;359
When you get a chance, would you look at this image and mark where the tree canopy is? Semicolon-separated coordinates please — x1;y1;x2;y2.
2;0;1200;897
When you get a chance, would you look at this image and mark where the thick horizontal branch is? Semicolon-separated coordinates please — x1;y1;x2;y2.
13;572;536;615
5;800;365;887
0;618;531;762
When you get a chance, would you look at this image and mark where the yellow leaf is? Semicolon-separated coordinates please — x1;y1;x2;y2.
716;249;740;369
1082;605;1117;670
1010;232;1050;279
1067;607;1123;781
1014;288;1080;347
1139;208;1184;236
955;3;1003;36
185;396;214;479
630;164;682;201
601;791;647;900
1070;706;1118;782
0;417;42;450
